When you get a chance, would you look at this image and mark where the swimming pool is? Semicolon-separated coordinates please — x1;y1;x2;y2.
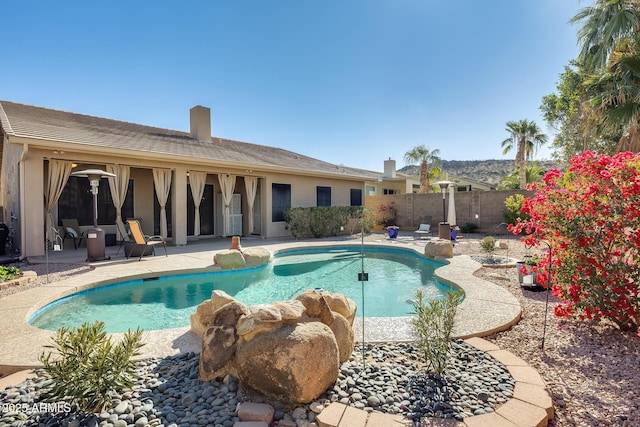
29;246;453;333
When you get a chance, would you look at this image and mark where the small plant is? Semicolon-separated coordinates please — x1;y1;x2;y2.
0;266;21;281
410;289;464;374
524;255;541;265
376;202;397;227
479;236;496;256
459;222;478;233
39;321;145;412
504;193;529;228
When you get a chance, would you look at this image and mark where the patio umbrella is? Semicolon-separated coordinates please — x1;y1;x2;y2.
447;185;457;226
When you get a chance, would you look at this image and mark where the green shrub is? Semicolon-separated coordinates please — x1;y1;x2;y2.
285;206;374;239
39;321;145;413
410;289;464;374
459;222;478;234
479;236;496;255
503;193;529;226
0;266;21;281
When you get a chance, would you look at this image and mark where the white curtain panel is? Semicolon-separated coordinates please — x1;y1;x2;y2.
153;168;173;239
188;171;207;236
217;174;236;237
447;185;457;226
44;160;73;240
244;176;258;235
106;164;130;224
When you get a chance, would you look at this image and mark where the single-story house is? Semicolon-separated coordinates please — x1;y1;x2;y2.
370;159;495;195
0;101;381;258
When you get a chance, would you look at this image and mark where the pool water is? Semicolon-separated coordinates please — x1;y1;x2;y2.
29;247;451;333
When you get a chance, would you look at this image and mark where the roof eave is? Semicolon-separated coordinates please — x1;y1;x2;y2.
9;134;370;181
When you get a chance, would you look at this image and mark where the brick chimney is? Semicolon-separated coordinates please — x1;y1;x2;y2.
190;105;211;142
383;158;396;178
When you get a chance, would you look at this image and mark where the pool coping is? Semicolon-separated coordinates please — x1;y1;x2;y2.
0;239;521;375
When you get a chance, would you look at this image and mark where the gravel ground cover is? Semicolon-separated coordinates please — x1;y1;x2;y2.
1;234;638;426
454;235;639;427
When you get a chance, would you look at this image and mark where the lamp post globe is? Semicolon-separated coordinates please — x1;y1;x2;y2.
433;180;453;223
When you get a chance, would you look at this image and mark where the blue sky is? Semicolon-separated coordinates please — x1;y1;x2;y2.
2;1;585;172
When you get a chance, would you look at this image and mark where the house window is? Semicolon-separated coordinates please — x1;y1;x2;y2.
366;185;376;196
383;189;399;195
316;186;331;206
58;177;134;226
350;189;362;206
272;183;291;222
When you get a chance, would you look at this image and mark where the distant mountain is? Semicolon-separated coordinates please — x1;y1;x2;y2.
398;159;562;185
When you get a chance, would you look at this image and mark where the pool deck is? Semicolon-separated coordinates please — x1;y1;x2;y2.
0;234;521;375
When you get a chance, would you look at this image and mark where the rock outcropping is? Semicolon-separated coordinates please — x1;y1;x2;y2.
213;247;271;270
424;239;454;258
193;289;357;403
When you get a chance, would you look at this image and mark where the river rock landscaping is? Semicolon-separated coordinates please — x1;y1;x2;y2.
0;340;514;427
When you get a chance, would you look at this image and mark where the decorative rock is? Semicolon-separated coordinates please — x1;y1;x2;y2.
242;247;271;267
295;290;336;326
189;290;240;336
237;300;307;341
321;293;357;325
327;312;355;363
237;402;275;423
199;324;238;381
214;249;246;270
194;290;355;404
309;401;324;414
424;240;454;258
114;402;128;415
235;322;340;403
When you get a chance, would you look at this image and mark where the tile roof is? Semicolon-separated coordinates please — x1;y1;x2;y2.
0;100;381;180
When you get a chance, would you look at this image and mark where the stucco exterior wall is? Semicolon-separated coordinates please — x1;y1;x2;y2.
263;172;364;238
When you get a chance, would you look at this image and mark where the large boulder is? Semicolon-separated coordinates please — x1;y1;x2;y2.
321;292;358;325
214;250;246;270
200;324;238;381
295;290;335;326
195;290;357;403
327;312;355;362
190;290;244;337
199;300;251;381
424;239;454;258
234;322;339;403
242;247;272;267
295;290;355;362
237;300;307;341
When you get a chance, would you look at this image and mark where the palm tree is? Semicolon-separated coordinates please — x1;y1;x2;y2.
571;0;640;152
571;0;639;74
497;164;547;190
501;120;548;190
403;145;442;193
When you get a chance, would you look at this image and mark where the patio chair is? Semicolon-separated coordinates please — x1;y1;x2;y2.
61;219;86;249
115;218;131;255
414;223;432;239
126;219;167;261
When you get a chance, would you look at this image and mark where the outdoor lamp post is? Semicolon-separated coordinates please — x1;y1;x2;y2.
71;169;116;262
433;181;453;222
433;180;453;239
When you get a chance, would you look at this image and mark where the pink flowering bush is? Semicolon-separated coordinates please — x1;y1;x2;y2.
511;151;640;332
